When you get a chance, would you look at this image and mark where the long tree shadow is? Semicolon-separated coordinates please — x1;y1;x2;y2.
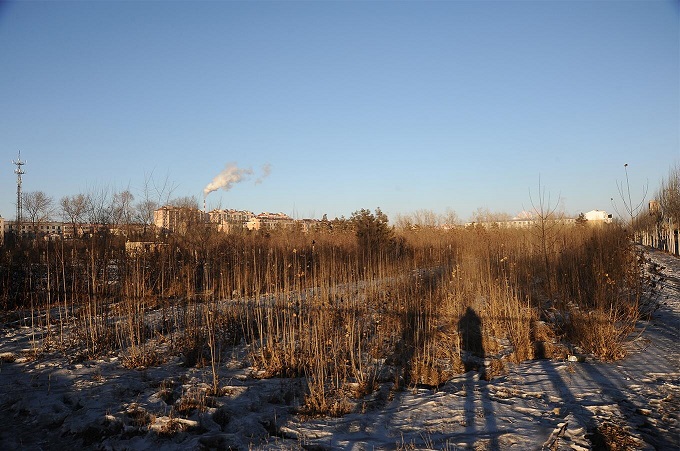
539;359;600;449
389;267;446;389
579;361;678;449
539;357;678;450
0;361;71;449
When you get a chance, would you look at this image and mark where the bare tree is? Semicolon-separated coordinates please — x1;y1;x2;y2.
135;199;158;230
86;185;113;225
658;164;680;224
394;210;434;230
394;208;460;231
111;190;135;233
652;163;680;252
60;194;89;237
529;177;563;300
412;209;440;229
134;171;174;234
469;207;512;224
23;191;54;231
169;196;200;209
612;163;648;226
148;170;176;206
441;208;460;229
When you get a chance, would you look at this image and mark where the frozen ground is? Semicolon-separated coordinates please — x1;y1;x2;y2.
0;247;677;450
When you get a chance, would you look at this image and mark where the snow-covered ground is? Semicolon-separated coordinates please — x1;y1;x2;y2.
0;248;677;450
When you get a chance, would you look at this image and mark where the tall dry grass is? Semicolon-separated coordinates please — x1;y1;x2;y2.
0;219;644;415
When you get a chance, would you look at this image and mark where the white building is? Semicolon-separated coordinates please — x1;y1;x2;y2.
584;210;613;223
465;217;576;229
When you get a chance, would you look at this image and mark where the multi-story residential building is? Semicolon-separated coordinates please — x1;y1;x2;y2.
2;220;118;240
3;220;64;238
208;209;255;232
152;205;326;234
247;212;295;231
153;206;206;234
298;218;321;233
61;222;114;239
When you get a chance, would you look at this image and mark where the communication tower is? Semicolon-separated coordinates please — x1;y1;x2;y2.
13;151;25;228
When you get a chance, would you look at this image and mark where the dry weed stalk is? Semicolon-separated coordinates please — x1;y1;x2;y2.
0;212;645;415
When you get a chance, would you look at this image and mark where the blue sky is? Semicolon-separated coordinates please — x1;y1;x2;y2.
0;0;677;221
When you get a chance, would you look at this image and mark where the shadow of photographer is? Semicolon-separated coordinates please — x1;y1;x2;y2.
458;306;485;375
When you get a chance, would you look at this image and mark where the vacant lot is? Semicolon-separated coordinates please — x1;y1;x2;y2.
0;224;676;450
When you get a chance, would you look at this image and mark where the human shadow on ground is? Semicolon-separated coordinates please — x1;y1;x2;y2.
327;302;504;450
459;307;500;451
459;307;484;374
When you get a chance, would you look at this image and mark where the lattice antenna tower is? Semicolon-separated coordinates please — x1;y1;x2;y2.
13;151;25;225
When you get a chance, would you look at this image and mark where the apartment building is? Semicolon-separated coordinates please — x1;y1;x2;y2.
208;209;255;232
246;212;295;231
153;206;206;234
3;220;64;238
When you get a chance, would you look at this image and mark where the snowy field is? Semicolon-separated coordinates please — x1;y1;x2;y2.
0;247;677;450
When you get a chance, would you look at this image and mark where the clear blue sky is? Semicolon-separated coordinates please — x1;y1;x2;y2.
1;0;678;222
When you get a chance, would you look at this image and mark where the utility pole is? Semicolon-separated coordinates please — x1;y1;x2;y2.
12;151;25;233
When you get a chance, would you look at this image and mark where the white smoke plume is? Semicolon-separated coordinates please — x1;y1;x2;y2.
255;163;272;185
203;163;253;197
203;162;272;198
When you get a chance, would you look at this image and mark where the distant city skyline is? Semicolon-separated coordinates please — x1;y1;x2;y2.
1;1;677;222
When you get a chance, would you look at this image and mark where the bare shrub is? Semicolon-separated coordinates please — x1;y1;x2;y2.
126;403;154;428
0;352;16;363
157;379;179;405
588;421;644;450
121;344;163;369
565;306;637;361
483;359;508;381
174;388;212;415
